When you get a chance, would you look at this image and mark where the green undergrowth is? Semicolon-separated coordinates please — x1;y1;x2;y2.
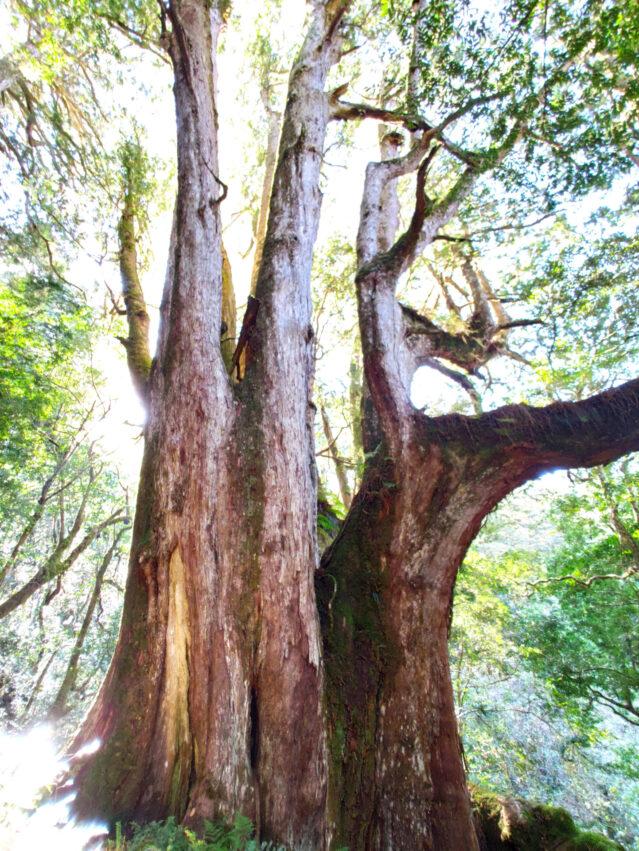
105;814;286;851
473;787;626;850
104;795;625;850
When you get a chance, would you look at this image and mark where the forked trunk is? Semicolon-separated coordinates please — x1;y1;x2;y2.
321;389;639;849
68;2;345;848
64;1;639;848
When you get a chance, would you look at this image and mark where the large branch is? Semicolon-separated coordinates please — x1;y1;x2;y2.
355;159;480;436
355;91;499;274
367;38;589;282
418;377;639;481
356;136;433;267
116;154;152;404
354;38;593;446
247;0;351;373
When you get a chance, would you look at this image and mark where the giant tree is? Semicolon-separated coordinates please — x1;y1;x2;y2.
48;0;639;849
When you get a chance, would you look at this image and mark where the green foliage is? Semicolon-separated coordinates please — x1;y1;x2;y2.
111;814;285;851
382;0;639;197
118;136;157;231
1;0;169;273
0;270;130;730
0;275;94;516
516;466;639;728
508;197;639;401
452;468;639;848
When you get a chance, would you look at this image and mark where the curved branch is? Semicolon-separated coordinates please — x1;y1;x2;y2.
419;377;639;480
0;439;83;585
529;566;638;589
356;136;433;267
97;14;169;64
0;510;127;620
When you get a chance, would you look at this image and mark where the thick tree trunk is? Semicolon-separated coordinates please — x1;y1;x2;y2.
67;3;346;848
320;447;481;850
321;382;639;849
227;5;346;840
69;0;237;828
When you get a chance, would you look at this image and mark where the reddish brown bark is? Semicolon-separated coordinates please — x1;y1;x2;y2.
69;0;236;828
321;379;639;850
326;56;639;843
67;2;346;848
62;2;639;849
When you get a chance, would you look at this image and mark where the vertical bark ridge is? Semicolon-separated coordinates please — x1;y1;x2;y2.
236;3;350;845
68;0;242;829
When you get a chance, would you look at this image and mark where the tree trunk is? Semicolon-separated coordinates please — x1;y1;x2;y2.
69;0;238;828
320;447;481;850
321;382;639;849
68;3;346;848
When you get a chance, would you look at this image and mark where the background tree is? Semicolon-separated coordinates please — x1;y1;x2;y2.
449;461;639;849
0;272;131;730
0;0;164;734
